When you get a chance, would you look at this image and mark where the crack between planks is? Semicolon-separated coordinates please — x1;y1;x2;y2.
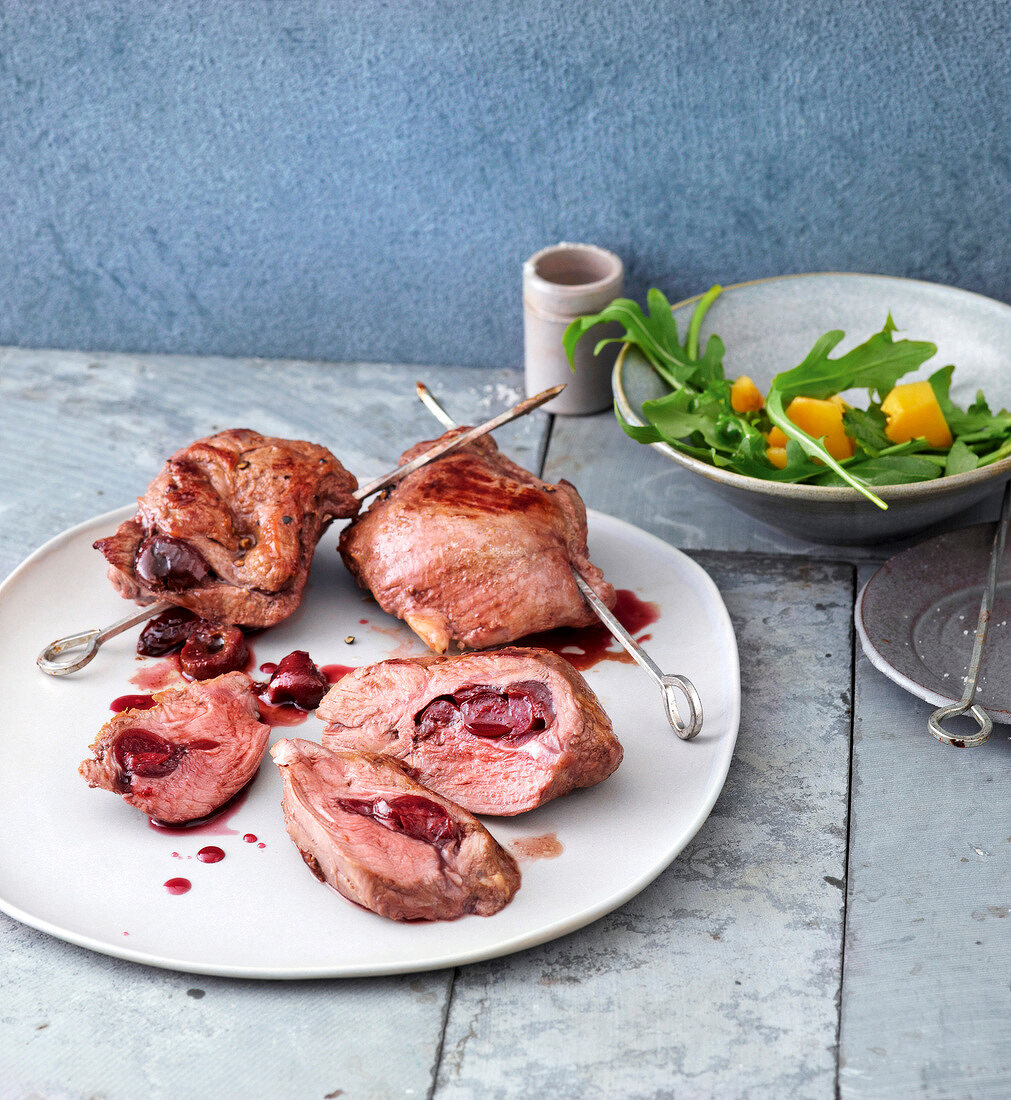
834;563;859;1100
427;966;458;1100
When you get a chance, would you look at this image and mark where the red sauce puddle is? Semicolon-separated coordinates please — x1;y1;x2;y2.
509;833;564;862
164;878;191;895
518;589;659;671
320;664;356;684
196;845;225;863
110;693;157;713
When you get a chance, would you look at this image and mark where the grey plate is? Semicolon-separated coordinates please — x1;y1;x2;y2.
856;522;1011;721
613;273;1011;544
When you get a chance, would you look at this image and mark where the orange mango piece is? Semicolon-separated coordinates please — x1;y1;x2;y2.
765;446;789;469
731;375;764;414
880;381;953;449
767;424;789;448
766;396;855;461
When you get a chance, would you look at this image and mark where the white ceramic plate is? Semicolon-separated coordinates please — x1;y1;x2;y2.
0;506;739;979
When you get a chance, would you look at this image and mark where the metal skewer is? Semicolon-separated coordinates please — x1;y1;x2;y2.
37;602;174;677
928;479;1011;747
36;385;566;679
414;382;703;740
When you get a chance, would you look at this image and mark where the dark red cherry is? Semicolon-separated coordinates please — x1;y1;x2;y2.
265;651;329;710
113;728;183;781
135;535;212;590
336;794;463;850
137;606;200;656
179;623;249;680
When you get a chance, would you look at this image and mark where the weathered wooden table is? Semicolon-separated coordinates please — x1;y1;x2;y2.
1;349;1007;1099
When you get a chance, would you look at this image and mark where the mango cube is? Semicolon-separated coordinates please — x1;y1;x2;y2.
765;446;789;469
880;381;953;449
731;375;764;414
767;396;855;461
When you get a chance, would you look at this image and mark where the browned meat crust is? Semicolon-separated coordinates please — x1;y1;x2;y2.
338;431;615;651
271;739;521;921
94;428;359;627
318;647;622;815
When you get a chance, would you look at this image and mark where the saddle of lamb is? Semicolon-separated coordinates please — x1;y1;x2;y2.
94;428;359;628
271;738;520;921
318;647;622;816
338;430;615;651
79;671;271;825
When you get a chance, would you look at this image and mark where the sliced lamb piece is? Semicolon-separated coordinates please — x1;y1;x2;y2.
338;430;615;652
79;671;270;825
270;739;520;921
318;647;622;816
94;428;359;628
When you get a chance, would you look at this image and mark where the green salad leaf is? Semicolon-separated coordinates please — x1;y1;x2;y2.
564;285;1011;511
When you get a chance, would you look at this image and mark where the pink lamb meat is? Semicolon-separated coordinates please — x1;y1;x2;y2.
270;738;520;922
79;671;271;824
318;647;622;816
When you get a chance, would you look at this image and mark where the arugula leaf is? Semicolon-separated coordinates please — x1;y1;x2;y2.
945;439;979;476
842;405;892;457
772;316;936;404
811;454;943;487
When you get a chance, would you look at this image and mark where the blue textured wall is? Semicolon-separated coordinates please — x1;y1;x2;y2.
1;1;1007;368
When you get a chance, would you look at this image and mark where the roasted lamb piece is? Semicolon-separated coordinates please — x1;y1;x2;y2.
79;672;271;825
319;647;622;816
94;428;359;628
270;738;520;921
338;430;615;651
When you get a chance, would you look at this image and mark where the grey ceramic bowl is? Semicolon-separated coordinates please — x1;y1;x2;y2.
613;273;1011;544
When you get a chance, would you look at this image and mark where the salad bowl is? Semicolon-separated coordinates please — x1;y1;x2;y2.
612;273;1011;544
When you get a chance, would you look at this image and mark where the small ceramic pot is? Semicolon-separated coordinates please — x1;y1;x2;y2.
522;242;624;415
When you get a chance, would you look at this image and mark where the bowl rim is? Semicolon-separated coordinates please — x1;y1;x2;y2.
611;271;1011;503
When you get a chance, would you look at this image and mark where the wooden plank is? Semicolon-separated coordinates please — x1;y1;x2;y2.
544;411;1005;560
0;926;452;1099
839;564;1011;1099
434;551;854;1098
0;348;546;1099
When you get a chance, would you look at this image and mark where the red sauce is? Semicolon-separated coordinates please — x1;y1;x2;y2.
164;878;191;894
197;846;225;863
110;693;156;713
259;662;278;676
320;664;356;684
519;589;660;671
251;693;312;727
130;656;185;692
358;618;369;625
242;833;257;843
509;832;564;862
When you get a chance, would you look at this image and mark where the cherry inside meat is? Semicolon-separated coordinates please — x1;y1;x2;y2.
135;535;212;591
179;623;249;680
415;680;554;742
137;607;200;656
113;728;183;781
336;794;463;850
265;650;329;710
